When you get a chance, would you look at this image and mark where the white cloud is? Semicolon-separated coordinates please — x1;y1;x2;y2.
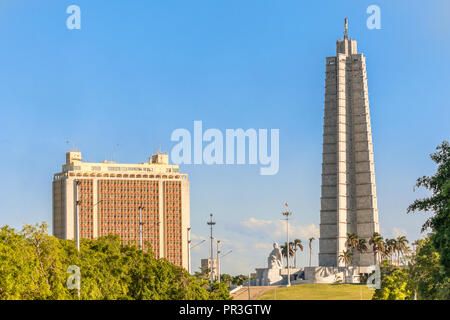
240;217;319;242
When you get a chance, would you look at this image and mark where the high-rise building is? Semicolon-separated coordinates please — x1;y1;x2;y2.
319;19;380;268
52;151;190;269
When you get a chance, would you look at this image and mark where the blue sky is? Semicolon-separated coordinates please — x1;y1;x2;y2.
0;0;449;275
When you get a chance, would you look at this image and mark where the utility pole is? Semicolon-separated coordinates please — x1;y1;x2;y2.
187;227;191;273
248;273;251;300
282;203;292;287
73;184;103;300
216;240;221;283
75;180;81;252
155;221;161;258
207;213;216;284
190;238;206;274
138;206;144;250
74;180;81;299
218;249;232;284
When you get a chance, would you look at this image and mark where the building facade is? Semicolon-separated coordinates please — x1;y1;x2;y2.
319;19;380;267
200;258;218;280
53;151;190;269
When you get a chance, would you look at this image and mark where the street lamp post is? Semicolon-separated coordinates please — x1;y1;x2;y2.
188;238;206;275
282;203;292;287
73;182;102;300
74;180;82;299
73;185;103;300
218;249;232;284
75;182;103;253
248;273;251;300
220;249;232;258
191;239;206;250
207;213;216;284
75;180;81;252
216;240;221;283
187;227;191;273
138;206;144;250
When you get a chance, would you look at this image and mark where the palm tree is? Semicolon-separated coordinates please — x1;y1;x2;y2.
281;242;294;267
357;238;368;254
396;236;409;266
339;249;353;267
338;249;353;283
289;241;295;266
384;238;391;263
346;233;359;249
384;238;396;264
356;238;368;283
292;239;303;268
345;233;359;266
308;237;315;267
369;232;384;265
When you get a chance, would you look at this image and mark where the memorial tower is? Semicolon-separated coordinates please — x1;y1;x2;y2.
319;19;380;268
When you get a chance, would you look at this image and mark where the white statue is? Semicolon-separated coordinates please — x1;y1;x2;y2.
268;242;283;269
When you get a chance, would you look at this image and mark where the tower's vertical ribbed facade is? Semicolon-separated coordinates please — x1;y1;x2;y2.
319;19;379;267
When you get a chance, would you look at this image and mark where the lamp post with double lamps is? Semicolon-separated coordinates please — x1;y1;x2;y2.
282;203;292;287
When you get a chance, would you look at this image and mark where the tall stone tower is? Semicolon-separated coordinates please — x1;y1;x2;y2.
319;19;379;268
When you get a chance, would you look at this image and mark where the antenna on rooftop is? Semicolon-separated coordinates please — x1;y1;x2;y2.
155;144;167;155
112;144;120;163
66;140;78;152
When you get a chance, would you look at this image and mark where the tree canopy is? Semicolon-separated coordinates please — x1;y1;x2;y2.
373;141;450;300
0;223;231;300
408;141;450;274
